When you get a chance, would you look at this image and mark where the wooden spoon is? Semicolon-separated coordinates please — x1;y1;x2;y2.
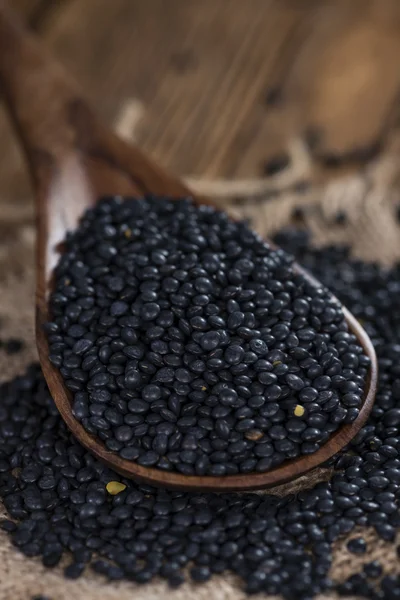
0;4;377;491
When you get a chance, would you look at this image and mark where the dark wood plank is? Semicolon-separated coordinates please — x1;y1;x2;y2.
39;0;400;179
1;0;400;216
12;0;70;29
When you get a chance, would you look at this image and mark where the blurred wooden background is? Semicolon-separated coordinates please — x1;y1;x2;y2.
3;0;400;215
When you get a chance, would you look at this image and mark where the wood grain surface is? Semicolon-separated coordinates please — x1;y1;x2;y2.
1;0;400;217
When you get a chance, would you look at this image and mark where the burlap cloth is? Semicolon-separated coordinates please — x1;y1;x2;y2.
1;152;400;600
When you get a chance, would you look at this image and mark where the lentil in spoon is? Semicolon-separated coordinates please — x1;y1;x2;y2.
46;195;370;477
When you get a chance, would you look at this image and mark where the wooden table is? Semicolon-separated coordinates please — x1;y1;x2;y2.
2;0;400;218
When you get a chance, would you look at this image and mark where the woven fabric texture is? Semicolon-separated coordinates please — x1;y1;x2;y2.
0;164;399;600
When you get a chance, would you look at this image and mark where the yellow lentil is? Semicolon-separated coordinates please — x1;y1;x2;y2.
294;405;305;417
106;481;127;495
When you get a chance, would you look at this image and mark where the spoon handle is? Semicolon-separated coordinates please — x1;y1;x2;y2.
0;2;87;190
0;2;192;201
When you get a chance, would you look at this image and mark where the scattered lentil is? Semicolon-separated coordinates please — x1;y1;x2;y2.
106;481;127;495
262;154;290;176
363;561;383;579
334;211;347;226
264;87;282;107
2;224;400;598
347;536;367;555
46;196;368;475
4;338;24;355
292;205;306;221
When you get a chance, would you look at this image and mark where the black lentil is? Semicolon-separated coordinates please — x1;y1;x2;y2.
2;223;400;598
4;337;24;355
347;536;367;554
263;154;290;176
363;560;383;579
47;196;368;475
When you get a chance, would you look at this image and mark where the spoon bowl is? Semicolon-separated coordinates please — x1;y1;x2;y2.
0;3;377;491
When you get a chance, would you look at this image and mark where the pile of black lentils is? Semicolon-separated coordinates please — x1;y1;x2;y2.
46;197;368;475
2;201;400;599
